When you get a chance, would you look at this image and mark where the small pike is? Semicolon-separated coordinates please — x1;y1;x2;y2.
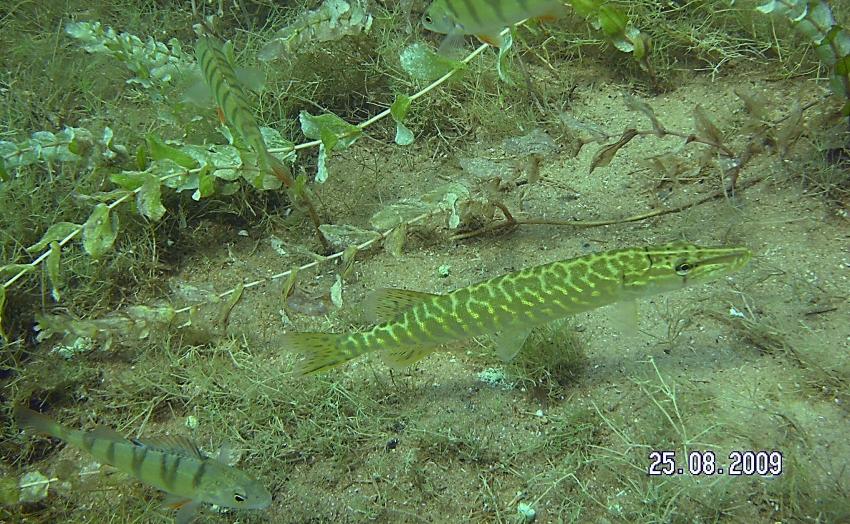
14;406;271;524
284;242;751;374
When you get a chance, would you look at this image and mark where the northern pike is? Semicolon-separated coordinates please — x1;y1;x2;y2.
284;242;751;374
14;406;271;523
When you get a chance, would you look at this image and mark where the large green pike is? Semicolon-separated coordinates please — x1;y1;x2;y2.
14;406;271;524
285;242;751;374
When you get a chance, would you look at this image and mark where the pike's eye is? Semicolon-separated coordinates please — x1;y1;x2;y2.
234;493;247;503
674;261;693;275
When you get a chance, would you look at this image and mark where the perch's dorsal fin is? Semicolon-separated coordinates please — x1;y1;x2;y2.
90;426;127;443
131;436;204;459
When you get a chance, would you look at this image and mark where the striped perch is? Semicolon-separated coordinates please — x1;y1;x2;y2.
194;35;293;188
284;242;752;375
14;406;270;524
422;0;566;48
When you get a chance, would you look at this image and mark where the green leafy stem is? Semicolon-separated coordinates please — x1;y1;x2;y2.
757;0;850;116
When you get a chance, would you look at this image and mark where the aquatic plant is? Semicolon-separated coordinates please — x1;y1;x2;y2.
65;21;191;91
0;1;833;353
756;0;850;119
3;2;849;522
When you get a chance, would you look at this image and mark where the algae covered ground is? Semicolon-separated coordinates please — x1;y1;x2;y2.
1;1;849;523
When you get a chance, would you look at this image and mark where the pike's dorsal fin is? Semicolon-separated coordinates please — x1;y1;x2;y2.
493;327;533;362
90;426;127;443
132;436;205;459
365;288;438;323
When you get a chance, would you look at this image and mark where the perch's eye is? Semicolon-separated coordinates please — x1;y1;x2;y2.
674;261;693;275
234;493;247;503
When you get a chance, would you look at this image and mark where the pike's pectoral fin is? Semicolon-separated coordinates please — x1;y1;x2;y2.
493;327;533;362
608;299;639;339
365;288;438;322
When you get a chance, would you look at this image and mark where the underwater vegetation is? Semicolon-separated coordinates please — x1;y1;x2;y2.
1;0;849;522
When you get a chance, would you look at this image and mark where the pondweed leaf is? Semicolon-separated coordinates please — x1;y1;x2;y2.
0;284;6;341
340;245;358;279
0;264;35;278
259;0;373;59
299;112;361;150
109;171;165;222
756;0;808;20
138;172;166;220
260;127;296;163
18;471;50;503
693;105;724;145
384;222;407;257
318;224;381;250
47;241;62;301
82;204;119;258
193;165;215;201
589;128;637;173
281;266;299;302
390;94;414;146
110;170;147;190
316;144;329;183
598;6;627;37
497;30;514;84
299;112;362;183
27;222;80;253
146;134;197;169
156;159;197;190
798;1;834;44
624;93;664;135
206;144;243;181
370;201;433;230
570;0;601;17
400;43;464;83
330;274;343;308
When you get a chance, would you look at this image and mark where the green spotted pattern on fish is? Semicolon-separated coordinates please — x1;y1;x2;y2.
13;406;270;524
423;0;566;45
285;242;751;375
195;36;293;187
